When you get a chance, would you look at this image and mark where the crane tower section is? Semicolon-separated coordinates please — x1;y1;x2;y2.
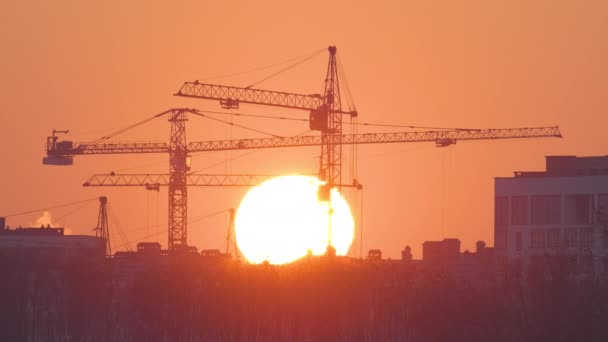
168;110;190;249
318;46;343;200
175;46;356;202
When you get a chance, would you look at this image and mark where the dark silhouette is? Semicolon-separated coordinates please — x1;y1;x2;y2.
0;249;606;341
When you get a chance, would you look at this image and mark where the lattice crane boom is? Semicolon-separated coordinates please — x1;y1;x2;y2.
174;82;356;116
187;126;562;152
82;173;361;189
83;173;274;188
46;126;562;157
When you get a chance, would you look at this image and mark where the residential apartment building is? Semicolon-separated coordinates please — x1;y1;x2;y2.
494;156;608;274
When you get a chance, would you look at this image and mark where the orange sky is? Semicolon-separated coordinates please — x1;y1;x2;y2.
1;0;607;258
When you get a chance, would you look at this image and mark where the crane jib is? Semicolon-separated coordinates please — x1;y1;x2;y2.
175;82;356;115
45;127;561;156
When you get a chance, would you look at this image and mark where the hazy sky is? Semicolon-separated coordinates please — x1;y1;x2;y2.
1;0;607;258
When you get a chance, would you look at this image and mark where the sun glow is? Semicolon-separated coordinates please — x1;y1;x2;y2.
235;175;354;264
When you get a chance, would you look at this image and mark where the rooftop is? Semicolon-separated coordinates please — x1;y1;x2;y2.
514;155;608;178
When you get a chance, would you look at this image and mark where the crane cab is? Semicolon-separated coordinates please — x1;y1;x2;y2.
43;130;74;165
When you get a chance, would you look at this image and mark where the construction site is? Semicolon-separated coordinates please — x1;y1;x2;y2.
2;46;608;341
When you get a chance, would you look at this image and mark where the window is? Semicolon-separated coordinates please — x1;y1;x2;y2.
547;229;561;249
580;227;593;248
531;229;546;248
564;228;578;248
598;194;608;225
515;232;522;251
531;195;561;225
495;226;507;250
565;194;592;224
495;197;508;226
511;196;529;225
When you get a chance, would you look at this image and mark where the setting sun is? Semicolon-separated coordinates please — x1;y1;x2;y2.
235;175;354;264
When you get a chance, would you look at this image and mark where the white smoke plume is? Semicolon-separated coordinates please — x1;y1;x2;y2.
31;211;73;235
33;211;58;228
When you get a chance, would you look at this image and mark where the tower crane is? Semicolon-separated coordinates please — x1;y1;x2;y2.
176;46;355;201
94;196;111;257
226;208;237;259
173;45;562;248
44;108;278;250
44;46;563;252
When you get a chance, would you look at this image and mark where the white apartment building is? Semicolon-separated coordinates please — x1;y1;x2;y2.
495;156;608;274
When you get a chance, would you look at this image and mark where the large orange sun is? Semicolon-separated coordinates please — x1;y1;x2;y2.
235;175;354;264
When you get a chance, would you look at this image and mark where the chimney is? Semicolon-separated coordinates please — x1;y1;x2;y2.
476;240;486;254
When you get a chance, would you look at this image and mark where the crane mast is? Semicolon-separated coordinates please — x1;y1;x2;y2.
95;196;111;257
320;46;344;249
168;110;189;249
318;46;344;199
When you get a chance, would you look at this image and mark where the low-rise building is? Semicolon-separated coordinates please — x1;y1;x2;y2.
422;238;460;263
0;218;105;261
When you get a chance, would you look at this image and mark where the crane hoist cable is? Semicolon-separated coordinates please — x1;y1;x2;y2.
337;54;357;114
112;160;167;173
83;107;284;148
245;48;326;89
54;200;96;223
191;110;284;138
107;203;132;252
346;122;481;131
87;109;172;144
187;129;313;175
124;209;229;246
198;109;308;122
195;109;481;131
4;197;99;217
335;54;359;182
119;208;225;236
188;149;260;174
196;48;326;83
